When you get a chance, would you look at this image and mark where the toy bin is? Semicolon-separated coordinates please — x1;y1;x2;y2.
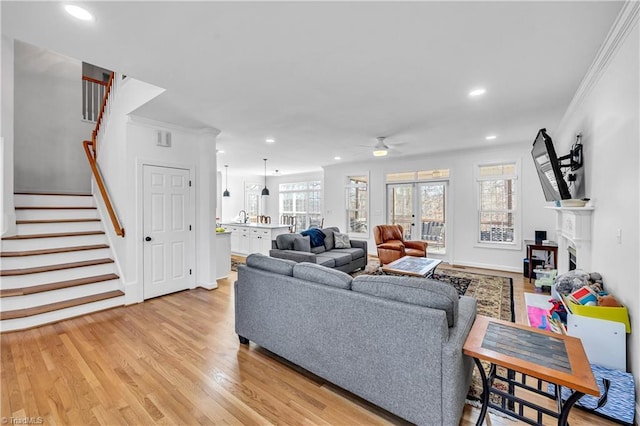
566;300;631;333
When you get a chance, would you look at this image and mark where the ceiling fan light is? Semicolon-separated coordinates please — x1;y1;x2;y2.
373;149;388;157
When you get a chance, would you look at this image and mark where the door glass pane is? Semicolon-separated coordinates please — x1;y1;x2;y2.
419;183;446;254
387;184;413;239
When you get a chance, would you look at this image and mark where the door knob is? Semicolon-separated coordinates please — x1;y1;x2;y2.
145;236;152;241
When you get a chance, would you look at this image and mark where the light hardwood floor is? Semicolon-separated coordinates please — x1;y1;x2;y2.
1;260;622;425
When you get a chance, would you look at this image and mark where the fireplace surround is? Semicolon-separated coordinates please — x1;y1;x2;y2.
549;206;594;274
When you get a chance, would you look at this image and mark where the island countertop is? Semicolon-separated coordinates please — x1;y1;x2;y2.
221;223;291;230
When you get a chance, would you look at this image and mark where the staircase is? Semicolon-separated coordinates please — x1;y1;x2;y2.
0;193;125;332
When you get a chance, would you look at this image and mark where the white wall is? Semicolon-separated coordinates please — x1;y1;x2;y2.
219;173;263;223
323;143;555;272
13;41;93;193
93;75;219;303
1;36;16;237
552;9;639;403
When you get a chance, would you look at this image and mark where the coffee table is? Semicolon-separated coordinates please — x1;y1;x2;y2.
381;256;442;278
463;315;599;426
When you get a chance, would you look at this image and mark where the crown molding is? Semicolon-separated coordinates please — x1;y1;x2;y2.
558;1;639;128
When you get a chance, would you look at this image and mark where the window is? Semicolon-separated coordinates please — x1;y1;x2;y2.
346;175;368;235
279;181;322;230
476;162;519;246
245;183;261;222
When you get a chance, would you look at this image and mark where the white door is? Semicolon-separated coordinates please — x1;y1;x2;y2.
143;165;194;299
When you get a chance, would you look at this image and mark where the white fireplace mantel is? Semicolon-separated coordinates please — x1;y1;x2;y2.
547;206;594;273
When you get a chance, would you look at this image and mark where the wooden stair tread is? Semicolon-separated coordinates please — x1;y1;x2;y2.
0;290;124;320
0;273;120;297
16;219;101;224
2;230;105;240
1;258;114;276
1;244;110;257
14;192;92;196
15;206;96;210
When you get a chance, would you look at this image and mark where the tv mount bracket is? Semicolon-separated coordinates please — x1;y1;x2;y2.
558;133;583;172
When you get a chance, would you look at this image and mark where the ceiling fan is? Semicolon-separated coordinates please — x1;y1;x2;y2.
373;137;390;157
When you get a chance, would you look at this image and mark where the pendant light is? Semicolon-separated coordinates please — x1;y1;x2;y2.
261;158;270;196
223;165;230;197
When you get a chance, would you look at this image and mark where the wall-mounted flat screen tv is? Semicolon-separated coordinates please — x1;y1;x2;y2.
531;128;571;201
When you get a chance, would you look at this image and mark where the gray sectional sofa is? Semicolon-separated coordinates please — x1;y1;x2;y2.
235;254;478;426
269;226;367;274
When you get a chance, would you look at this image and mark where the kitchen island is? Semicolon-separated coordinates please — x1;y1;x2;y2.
222;223;291;256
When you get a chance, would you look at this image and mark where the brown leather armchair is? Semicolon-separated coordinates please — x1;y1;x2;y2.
374;224;428;265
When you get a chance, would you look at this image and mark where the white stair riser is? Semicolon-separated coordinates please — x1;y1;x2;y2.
1;234;107;251
0;296;125;333
16;221;103;235
1;263;116;288
0;248;112;270
0;280;121;311
16;209;99;221
14;194;95;208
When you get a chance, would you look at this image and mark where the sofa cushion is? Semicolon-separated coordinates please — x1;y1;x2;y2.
275;233;298;250
351;275;459;327
314;251;352;267
315;255;335;268
293;263;352;289
300;228;326;247
331;247;365;260
293;235;311;252
322;227;340;250
311;245;326;254
334;232;351;248
246;253;296;276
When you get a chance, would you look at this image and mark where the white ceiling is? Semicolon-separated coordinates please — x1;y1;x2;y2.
2;1;623;177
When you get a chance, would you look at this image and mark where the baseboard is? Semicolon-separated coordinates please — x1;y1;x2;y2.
198;281;218;290
451;260;522;274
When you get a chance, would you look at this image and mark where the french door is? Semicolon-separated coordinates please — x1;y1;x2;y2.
387;182;447;255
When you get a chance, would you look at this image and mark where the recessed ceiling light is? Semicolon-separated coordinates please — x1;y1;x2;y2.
217;149;225;154
334;156;341;160
469;88;486;97
485;135;497;140
265;138;275;143
65;5;94;21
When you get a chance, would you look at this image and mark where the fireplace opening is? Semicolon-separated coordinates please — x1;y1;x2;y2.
568;246;577;271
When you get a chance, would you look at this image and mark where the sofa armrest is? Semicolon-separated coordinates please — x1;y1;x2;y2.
440;296;477;425
404;240;428;251
349;239;368;259
269;249;316;263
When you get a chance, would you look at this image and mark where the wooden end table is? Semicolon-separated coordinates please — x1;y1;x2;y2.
381;256;442;278
463;315;599;426
526;240;558;282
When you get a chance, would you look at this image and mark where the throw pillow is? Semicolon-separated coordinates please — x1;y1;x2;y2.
334;232;351;249
293;235;311;252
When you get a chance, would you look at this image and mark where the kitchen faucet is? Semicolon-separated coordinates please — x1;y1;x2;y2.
239;210;248;223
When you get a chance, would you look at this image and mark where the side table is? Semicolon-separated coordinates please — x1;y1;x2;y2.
526;240;558;282
463;315;599;426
